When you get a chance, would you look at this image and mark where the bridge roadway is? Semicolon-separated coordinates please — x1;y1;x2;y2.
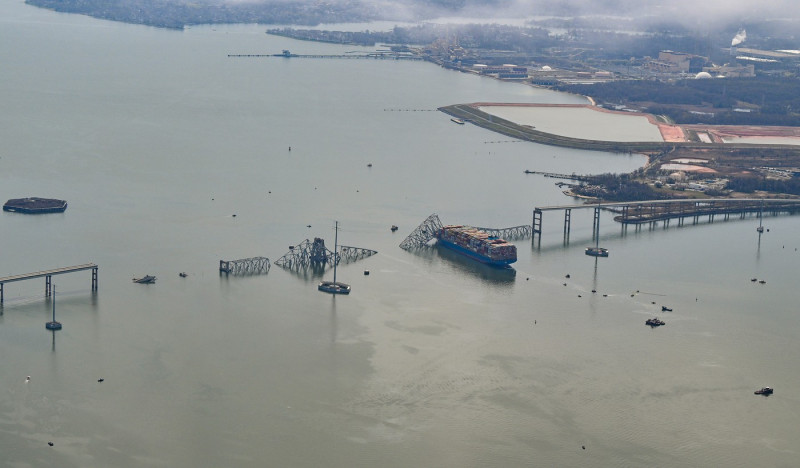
533;198;800;241
0;263;98;303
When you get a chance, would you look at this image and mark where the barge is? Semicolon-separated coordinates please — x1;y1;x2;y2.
3;197;67;214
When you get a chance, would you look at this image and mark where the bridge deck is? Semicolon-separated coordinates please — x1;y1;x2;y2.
535;198;800;211
0;263;98;284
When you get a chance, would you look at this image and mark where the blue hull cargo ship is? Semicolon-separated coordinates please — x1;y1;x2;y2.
436;225;517;267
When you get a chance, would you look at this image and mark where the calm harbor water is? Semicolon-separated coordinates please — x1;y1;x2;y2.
1;2;800;467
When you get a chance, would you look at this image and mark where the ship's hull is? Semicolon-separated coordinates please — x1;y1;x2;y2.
437;238;516;267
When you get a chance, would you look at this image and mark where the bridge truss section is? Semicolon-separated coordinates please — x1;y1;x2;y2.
399;213;443;250
275;238;377;271
472;224;532;240
219;257;271;276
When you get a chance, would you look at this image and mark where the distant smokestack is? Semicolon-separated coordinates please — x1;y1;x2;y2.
731;29;746;47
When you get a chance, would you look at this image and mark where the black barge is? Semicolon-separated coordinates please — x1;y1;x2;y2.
3;197;67;214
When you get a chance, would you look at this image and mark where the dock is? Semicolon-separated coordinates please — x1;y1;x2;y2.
228;53;423;61
0;263;98;303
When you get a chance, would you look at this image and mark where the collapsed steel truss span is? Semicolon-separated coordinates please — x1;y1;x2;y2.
219;257;271;275
472;225;532;240
399;213;443;249
274;237;377;271
400;213;531;249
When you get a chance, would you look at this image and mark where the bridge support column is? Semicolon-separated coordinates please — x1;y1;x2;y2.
1;283;3;304
532;209;542;246
564;209;571;240
92;267;98;291
45;275;52;297
592;207;600;240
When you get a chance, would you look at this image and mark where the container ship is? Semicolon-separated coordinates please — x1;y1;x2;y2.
436;225;517;267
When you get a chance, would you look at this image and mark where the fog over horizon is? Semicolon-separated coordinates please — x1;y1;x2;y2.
219;0;800;27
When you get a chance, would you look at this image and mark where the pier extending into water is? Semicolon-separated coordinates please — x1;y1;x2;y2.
533;198;800;243
228;53;422;61
0;263;98;304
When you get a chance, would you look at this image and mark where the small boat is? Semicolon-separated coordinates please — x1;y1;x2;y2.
390;225;398;232
318;221;351;295
754;387;773;396
585;221;608;257
318;280;351;294
179;272;187;278
646;318;665;327
45;285;63;330
585;247;609;257
661;306;672;312
133;275;156;284
450;118;465;125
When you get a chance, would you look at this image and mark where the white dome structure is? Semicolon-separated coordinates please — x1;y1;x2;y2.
695;71;712;79
541;65;552;71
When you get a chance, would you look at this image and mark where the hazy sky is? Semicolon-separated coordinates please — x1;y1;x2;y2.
220;0;800;25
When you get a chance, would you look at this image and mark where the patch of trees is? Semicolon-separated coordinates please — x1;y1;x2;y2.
25;0;379;28
571;173;669;201
556;76;800;126
727;175;800;195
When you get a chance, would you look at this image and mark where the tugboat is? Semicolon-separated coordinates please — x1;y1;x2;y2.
754;387;774;396
646;318;666;327
661;306;672;312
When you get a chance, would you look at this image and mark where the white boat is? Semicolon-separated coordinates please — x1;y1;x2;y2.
450;118;465;125
585;247;609;257
585;228;608;257
318;221;351;294
45;285;63;330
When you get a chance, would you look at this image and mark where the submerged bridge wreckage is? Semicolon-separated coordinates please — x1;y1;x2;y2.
274;237;377;271
399;213;532;250
219;257;271;275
